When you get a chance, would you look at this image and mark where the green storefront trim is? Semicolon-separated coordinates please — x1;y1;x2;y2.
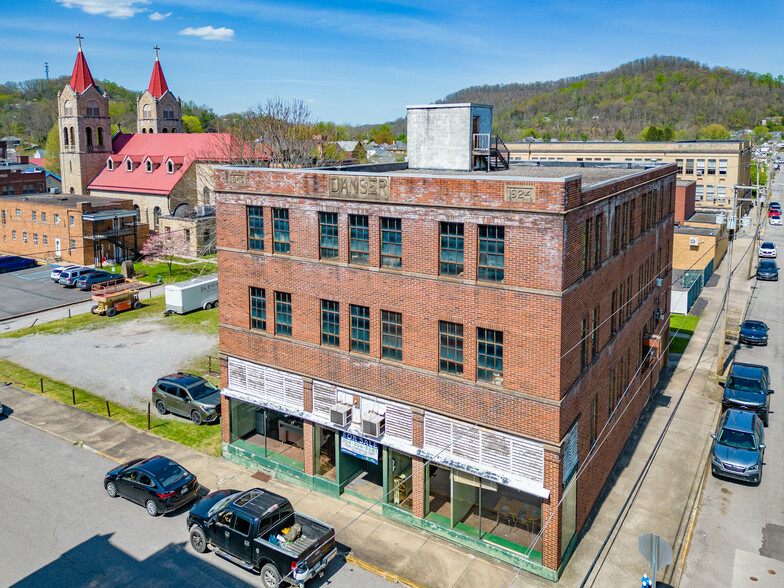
223;440;557;582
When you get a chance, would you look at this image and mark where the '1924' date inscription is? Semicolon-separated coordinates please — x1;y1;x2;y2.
505;185;536;203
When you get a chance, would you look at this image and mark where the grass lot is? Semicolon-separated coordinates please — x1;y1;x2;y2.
0;294;220;339
670;336;690;354
101;260;217;284
0;359;222;455
670;315;700;336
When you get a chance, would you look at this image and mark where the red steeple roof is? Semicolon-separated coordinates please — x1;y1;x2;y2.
147;47;169;98
69;36;95;94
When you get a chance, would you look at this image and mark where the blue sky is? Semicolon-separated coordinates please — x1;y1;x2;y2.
2;1;783;125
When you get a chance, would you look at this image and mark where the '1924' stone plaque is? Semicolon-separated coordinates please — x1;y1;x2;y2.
505;185;536;203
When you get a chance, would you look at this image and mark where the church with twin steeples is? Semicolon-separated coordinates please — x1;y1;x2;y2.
59;37;233;253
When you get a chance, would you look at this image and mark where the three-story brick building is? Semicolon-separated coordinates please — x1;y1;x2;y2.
215;104;675;579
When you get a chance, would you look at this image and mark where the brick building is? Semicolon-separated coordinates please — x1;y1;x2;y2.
0;193;149;264
0;164;46;197
215;104;675;579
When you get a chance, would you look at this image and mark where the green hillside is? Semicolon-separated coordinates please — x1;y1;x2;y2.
438;56;784;141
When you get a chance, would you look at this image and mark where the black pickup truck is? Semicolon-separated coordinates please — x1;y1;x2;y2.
187;487;337;587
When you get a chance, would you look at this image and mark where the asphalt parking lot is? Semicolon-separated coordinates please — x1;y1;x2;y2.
0;264;94;319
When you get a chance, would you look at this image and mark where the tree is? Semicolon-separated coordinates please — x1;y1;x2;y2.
139;232;190;276
183;115;204;133
43;123;60;175
753;125;770;139
750;162;767;187
697;124;730;140
638;125;674;141
614;129;625;141
370;123;395;144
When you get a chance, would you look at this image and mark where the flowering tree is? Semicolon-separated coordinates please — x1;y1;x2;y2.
139;232;190;276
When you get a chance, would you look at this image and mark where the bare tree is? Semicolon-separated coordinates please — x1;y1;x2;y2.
139;232;190;276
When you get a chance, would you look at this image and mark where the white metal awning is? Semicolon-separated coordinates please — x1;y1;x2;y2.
82;209;138;221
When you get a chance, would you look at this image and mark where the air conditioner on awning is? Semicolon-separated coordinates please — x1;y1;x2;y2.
362;413;385;438
330;404;352;428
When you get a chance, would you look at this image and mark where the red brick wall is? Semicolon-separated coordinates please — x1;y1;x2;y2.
0;168;46;195
675;182;696;224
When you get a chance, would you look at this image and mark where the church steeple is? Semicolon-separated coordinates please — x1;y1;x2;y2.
137;45;182;134
69;34;96;94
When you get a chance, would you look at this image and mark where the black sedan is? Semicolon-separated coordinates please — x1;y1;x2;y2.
104;455;200;516
757;260;779;281
739;320;769;346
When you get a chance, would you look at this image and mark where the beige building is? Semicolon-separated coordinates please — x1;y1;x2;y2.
508;141;752;211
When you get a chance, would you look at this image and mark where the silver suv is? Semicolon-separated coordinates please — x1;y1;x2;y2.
152;373;221;425
711;409;765;484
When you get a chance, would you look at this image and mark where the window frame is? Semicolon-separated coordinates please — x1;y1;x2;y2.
247;206;265;251
349;214;370;265
380;310;402;362
318;211;339;261
272;208;290;254
350;304;370;354
439;221;464;277
250;287;266;331
274;291;292;337
438;321;464;375
477;327;503;385
477;225;504;282
320;300;340;347
380;217;402;268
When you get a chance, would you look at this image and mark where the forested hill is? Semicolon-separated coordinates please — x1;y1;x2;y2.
437;56;784;141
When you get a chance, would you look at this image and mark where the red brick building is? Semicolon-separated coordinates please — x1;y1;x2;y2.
0;164;46;197
215;105;675;579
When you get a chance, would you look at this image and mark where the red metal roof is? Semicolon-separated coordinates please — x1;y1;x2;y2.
147;59;169;99
69;49;96;94
88;132;232;195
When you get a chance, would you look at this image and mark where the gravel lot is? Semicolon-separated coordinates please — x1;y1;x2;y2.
0;318;217;411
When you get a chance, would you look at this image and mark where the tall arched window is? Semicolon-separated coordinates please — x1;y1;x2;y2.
171;128;177;133
86;127;93;147
145;160;152;173
63;126;69;147
63;100;73;116
148;127;154;134
106;159;113;170
97;127;104;146
153;206;161;229
86;100;100;117
133;205;140;221
163;106;174;120
142;128;146;134
162;128;168;133
69;127;75;145
167;161;174;173
143;104;152;119
125;159;132;171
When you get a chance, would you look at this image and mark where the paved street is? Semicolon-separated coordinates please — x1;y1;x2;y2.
681;176;784;587
0;265;94;319
0;415;390;588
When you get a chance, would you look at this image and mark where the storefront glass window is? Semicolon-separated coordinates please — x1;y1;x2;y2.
315;426;336;480
387;450;413;511
228;400;304;471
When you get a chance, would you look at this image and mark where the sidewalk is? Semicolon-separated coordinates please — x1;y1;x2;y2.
0;229;758;588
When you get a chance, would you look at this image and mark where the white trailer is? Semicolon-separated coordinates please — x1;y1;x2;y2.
164;274;218;314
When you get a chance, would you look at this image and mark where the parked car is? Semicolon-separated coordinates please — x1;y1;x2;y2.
0;255;37;274
75;270;124;291
758;241;777;258
711;409;765;484
770;215;783;226
768;204;781;216
187;487;337;588
739;320;769;345
152;373;221;425
50;265;80;282
59;267;99;287
104;455;200;516
757;259;778;280
722;362;771;426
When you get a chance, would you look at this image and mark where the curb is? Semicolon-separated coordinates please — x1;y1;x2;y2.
345;554;425;588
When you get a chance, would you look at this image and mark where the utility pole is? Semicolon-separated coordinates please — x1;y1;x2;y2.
717;186;738;376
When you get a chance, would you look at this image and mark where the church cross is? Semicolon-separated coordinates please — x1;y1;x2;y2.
76;34;83;50
154;44;160;60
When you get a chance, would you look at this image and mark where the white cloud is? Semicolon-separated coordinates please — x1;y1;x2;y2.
149;11;172;21
178;25;234;41
56;0;149;19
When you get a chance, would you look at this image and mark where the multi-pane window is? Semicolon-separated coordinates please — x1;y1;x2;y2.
380;217;402;268
695;185;704;200
477;328;503;384
675;159;683;173
274;292;292;337
272;208;290;254
1;210;5;225
22;231;27;243
478;225;504;281
707;159;716;175
439;321;463;375
717;186;726;202
582;217;592;272
12;230;16;240
696;159;705;175
250;287;266;331
719;159;727;176
319;212;338;260
591;307;600;356
580;318;589;369
349;214;369;265
685;159;694;175
31;211;36;221
70;239;76;250
350;305;370;354
69;215;75;226
381;310;402;362
33;234;38;244
590;395;597;447
321;300;340;347
247;206;264;251
594;213;603;268
439;222;464;277
43;235;48;245
706;185;715;201
611;289;618;334
41;212;46;223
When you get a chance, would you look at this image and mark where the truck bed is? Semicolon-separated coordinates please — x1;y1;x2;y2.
256;512;333;561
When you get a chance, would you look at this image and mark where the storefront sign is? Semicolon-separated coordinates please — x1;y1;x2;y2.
328;175;390;200
340;433;379;464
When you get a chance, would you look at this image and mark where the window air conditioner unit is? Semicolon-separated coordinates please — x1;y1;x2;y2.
330;404;352;428
689;237;699;246
362;413;385;438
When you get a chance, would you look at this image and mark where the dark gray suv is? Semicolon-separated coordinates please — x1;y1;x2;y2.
722;362;771;426
711;409;765;484
152;373;221;425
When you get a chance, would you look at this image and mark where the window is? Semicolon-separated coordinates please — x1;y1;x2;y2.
15;209;21;217
695;185;704;200
22;231;27;243
69;215;75;226
319;212;338;260
608;372;615;417
125;159;132;171
439;321;463;375
675;159;683;173
2;186;14;196
250;287;266;331
381;311;402;362
719;159;727;176
32;211;36;221
439;222;464;276
12;230;16;240
477;225;504;281
707;159;716;175
594;213;603;268
70;239;76;250
706;185;715;201
350;305;370;354
717;186;726;202
272;208;290;254
380;217;402;268
590;395;597;447
477;328;503;384
107;159;113;171
145;160;152;173
619;282;625;324
143;104;152;119
63;100;73;116
86;100;100;116
580;318;589;370
164;106;174;120
33;233;38;244
613;205;621;253
247;206;264;251
582;217;592;272
43;235;48;245
1;210;5;225
86;127;93;147
234;516;251;536
63;126;69;147
97;127;104;146
349;214;369;265
685;159;694;175
41;212;46;223
320;300;340;347
611;289;618;334
696;159;705;175
591;306;600;356
274;292;292;337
